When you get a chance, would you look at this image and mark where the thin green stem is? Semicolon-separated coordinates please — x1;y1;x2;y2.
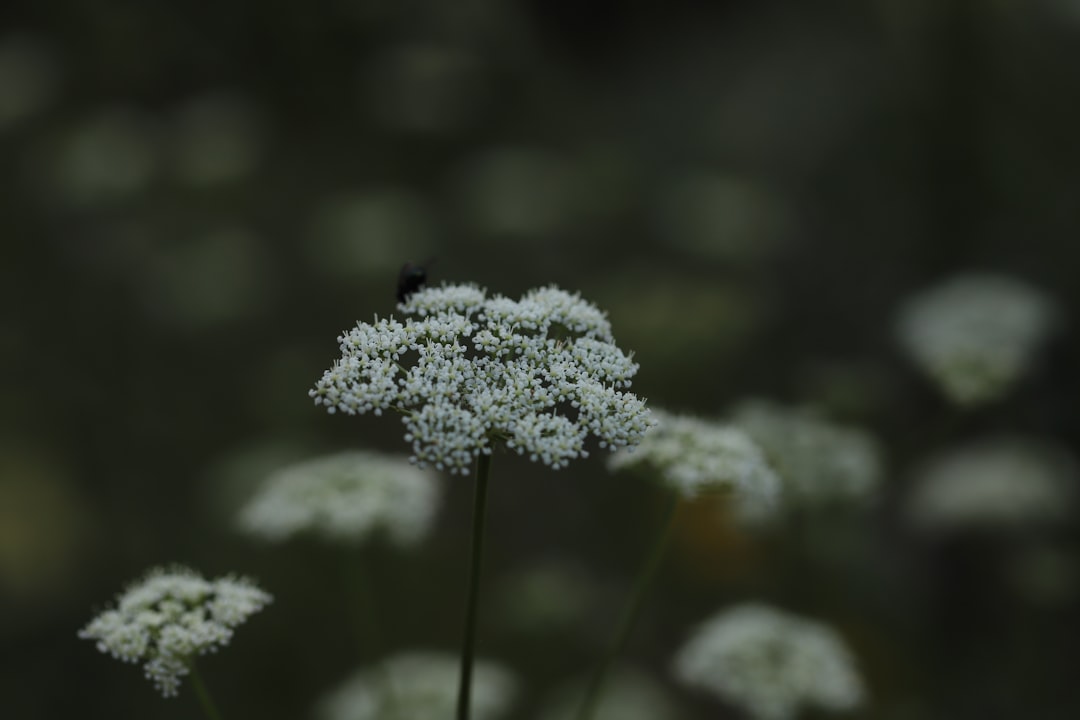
574;488;680;720
189;662;224;720
457;452;493;720
338;552;402;720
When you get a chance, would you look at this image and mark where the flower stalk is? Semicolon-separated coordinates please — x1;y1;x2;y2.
457;451;493;720
190;663;224;720
575;488;680;720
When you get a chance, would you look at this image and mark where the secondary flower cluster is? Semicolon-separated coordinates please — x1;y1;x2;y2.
317;650;518;720
78;567;271;697
673;603;864;720
236;451;441;546
310;284;653;474
732;400;883;510
537;666;685;720
907;438;1076;532
607;408;780;517
896;273;1059;406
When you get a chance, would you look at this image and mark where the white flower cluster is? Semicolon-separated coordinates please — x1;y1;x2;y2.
78;567;271;697
908;438;1076;532
732;400;883;510
673;603;865;720
236;451;441;546
607;408;780;516
896;273;1059;405
317;650;518;720
311;283;653;474
536;666;686;720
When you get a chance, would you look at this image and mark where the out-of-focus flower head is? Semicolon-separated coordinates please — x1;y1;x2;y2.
236;451;441;546
492;561;595;636
731;400;883;511
896;274;1060;406
311;283;653;475
607;408;780;517
907;438;1076;533
673;603;865;720
49;106;159;206
78;567;271;697
536;665;687;720
317;650;517;720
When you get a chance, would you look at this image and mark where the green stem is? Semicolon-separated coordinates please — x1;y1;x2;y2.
189;662;224;720
457;452;493;720
338;552;402;720
574;489;680;720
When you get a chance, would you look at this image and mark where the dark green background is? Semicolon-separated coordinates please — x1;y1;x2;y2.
2;1;1079;718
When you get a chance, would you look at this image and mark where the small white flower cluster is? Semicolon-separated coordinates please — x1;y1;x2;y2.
236;451;441;546
607;408;780;516
536;666;686;720
311;283;653;474
673;603;865;720
896;273;1059;405
317;650;518;720
78;567;271;697
907;438;1076;532
732;400;883;510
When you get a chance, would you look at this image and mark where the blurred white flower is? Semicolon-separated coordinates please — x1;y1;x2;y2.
78;567;271;697
654;172;790;265
236;451;441;546
536;666;686;720
493;561;595;635
306;189;438;278
50;107;159;206
139;226;271;329
732;400;883;510
607;408;780;515
311;283;653;475
456;147;581;241
896;274;1060;405
673;603;865;720
318;650;517;720
907;438;1076;532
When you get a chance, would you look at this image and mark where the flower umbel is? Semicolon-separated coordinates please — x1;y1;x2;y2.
236;450;441;546
673;603;865;720
538;666;687;720
78;566;271;697
907;438;1076;532
318;650;518;720
607;408;780;515
732;400;883;510
310;283;652;474
896;273;1060;405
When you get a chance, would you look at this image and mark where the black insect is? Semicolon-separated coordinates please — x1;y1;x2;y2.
396;260;430;303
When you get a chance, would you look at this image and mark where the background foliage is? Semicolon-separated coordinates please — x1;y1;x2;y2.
3;1;1079;718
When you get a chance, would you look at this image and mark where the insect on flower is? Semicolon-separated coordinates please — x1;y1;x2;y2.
397;260;432;303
